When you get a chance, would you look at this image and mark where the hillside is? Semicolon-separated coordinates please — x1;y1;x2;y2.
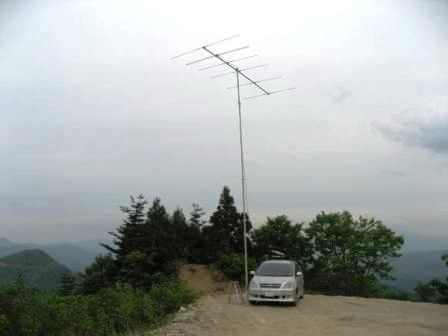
0;238;109;271
397;231;448;253
385;249;448;293
0;249;72;290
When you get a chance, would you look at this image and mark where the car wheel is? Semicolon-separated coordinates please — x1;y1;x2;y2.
249;300;257;305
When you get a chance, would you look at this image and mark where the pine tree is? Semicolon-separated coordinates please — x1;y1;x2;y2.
102;194;147;257
171;207;190;259
189;204;206;230
204;186;252;261
79;254;116;294
59;273;76;295
101;194;147;285
187;204;207;263
132;198;179;286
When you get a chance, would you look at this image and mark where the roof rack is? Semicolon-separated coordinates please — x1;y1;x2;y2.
263;250;290;260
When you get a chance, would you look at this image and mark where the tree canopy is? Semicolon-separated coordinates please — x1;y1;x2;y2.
305;211;404;296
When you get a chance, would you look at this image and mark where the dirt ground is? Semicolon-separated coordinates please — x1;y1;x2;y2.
179;264;224;294
149;294;448;336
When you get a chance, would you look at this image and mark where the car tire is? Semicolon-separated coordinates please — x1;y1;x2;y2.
249;300;257;305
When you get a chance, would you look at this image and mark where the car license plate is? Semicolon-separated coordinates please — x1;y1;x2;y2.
264;292;275;297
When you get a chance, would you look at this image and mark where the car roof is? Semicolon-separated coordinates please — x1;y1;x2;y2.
262;259;293;264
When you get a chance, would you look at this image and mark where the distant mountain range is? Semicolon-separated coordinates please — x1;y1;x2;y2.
0;249;71;290
0;238;111;272
384;249;448;293
396;230;448;253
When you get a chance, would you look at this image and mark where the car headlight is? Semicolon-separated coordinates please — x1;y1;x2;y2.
281;280;295;289
249;279;259;289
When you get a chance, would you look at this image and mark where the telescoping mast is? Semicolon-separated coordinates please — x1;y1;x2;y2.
172;35;295;302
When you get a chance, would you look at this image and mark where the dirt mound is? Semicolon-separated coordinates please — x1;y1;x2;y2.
179;264;226;294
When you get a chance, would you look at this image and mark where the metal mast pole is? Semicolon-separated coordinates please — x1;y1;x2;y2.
172;36;295;305
236;68;249;299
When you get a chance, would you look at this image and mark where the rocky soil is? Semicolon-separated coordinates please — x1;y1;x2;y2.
148;294;448;336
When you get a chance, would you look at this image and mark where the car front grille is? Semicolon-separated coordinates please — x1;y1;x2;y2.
260;283;281;289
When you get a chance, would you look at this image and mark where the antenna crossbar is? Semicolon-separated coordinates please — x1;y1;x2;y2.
198;54;259;71
212;64;269;79
186;46;250;66
171;34;240;59
244;87;296;100
226;76;281;89
202;47;270;95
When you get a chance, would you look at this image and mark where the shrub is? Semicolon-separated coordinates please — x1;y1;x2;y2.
216;253;257;282
0;281;197;336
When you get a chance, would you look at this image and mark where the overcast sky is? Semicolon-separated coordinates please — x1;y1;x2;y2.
1;0;447;243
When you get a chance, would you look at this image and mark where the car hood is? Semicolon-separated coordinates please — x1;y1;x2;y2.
254;276;292;284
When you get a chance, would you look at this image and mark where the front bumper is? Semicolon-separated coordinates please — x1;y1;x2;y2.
248;288;296;302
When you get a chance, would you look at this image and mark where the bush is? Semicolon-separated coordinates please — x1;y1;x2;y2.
216;253;257;282
0;281;197;336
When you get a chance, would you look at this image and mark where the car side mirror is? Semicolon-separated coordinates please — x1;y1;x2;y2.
296;271;303;276
250;271;255;276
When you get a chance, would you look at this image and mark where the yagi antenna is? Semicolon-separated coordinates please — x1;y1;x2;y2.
171;35;295;301
211;64;269;78
226;76;282;89
170;35;240;60
185;45;250;66
198;54;259;71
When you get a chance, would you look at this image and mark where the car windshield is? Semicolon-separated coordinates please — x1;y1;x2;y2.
257;262;292;276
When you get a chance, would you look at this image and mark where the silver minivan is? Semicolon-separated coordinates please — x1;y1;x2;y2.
248;259;304;305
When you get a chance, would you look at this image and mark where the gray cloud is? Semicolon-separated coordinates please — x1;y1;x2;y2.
330;87;352;104
376;116;448;154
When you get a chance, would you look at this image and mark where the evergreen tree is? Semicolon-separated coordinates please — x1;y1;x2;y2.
102;194;147;258
203;186;252;261
79;254;116;294
171;207;190;259
110;198;176;288
58;273;76;295
131;198;179;286
101;194;148;286
187;204;207;263
189;204;206;230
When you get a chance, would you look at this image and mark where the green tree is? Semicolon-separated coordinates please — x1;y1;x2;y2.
187;204;207;263
135;198;179;286
415;254;448;304
101;194;148;287
79;254;116;294
101;195;184;288
102;194;147;267
252;215;311;267
58;273;76;295
189;204;206;230
170;207;191;259
305;211;403;296
415;281;437;302
203;186;252;261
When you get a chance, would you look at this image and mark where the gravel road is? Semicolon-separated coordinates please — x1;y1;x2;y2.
149;294;448;336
